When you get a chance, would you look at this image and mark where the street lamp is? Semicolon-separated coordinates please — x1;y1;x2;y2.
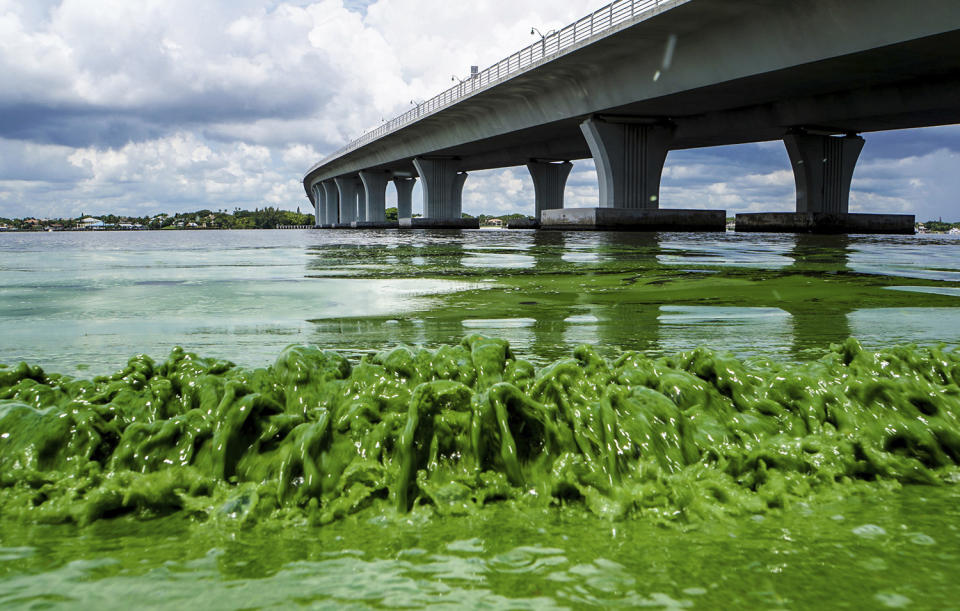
530;27;555;57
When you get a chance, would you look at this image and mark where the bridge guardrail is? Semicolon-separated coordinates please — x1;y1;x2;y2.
307;0;664;176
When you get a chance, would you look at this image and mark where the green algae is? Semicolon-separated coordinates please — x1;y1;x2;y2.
2;336;960;528
2;487;959;608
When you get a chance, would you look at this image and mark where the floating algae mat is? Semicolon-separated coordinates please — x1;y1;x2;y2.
2;335;960;528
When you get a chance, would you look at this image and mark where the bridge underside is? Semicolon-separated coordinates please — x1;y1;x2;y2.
350;31;960;176
305;0;960;232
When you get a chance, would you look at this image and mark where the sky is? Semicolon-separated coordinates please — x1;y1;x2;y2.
0;0;958;221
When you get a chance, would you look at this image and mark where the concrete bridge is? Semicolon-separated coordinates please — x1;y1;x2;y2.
302;0;960;232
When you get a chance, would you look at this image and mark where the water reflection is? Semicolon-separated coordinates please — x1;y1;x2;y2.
302;230;960;364
781;234;855;357
2;229;959;375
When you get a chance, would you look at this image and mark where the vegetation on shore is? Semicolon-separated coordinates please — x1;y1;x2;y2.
1;208;536;231
0;207;314;231
917;219;960;233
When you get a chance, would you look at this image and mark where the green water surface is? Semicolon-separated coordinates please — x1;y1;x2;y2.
2;229;960;609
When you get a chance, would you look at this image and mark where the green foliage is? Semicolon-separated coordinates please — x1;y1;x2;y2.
921;220;960;232
476;213;535;225
385;207;398;222
0;207;315;231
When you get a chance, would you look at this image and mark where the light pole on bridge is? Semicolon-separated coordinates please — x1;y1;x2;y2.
530;27;555;58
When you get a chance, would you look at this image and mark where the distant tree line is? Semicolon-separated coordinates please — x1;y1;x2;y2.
919;219;960;232
382;208;531;224
472;213;534;224
1;208;537;231
0;207;315;231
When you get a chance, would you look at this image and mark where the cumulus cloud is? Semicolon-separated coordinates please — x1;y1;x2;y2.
0;0;602;217
0;0;957;219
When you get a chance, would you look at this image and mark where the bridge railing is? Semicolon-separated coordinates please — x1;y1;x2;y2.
308;0;664;175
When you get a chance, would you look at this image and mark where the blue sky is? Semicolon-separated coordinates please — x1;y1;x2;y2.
0;0;957;221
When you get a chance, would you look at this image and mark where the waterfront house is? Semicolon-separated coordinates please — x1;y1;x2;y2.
79;217;104;229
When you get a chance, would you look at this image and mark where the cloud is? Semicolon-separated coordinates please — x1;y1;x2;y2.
852;147;960;220
0;133;311;218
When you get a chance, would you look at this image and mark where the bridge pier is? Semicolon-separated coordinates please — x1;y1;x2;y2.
787;132;863;215
356;170;397;228
542;117;724;231
526;160;573;227
311;183;324;227
582;117;672;209
394;177;416;220
737;132;913;234
405;158;478;229
334;176;363;227
321;180;339;227
356;180;367;222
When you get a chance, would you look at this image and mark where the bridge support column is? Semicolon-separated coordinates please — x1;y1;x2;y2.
357;170;395;227
542;117;724;231
334;176;362;226
312;183;325;227
527;160;573;223
453;171;468;213
581;116;673;209
321;180;339;227
736;132;912;234
393;177;416;220
356;181;367;222
786;132;863;214
407;158;478;228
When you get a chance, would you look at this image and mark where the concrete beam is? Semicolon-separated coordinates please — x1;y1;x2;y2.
359;170;390;222
393;177;416;219
526;160;573;219
785;132;864;214
412;158;467;220
581;117;673;209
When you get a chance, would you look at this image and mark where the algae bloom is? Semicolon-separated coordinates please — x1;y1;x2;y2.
1;335;958;526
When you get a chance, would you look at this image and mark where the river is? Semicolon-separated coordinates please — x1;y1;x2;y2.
1;228;959;608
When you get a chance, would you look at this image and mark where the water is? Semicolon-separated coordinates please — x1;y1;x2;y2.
2;492;959;609
3;230;960;376
3;228;960;609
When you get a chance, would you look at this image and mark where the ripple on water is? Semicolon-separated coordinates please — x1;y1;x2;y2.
853;524;888;538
